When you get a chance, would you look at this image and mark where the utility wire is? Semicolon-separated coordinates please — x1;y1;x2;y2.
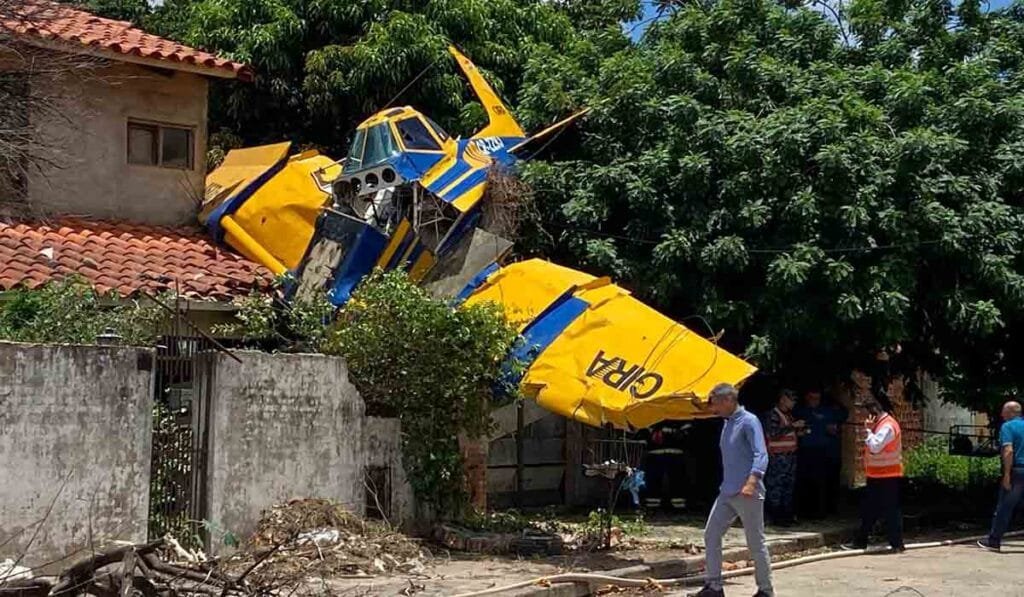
382;61;436;110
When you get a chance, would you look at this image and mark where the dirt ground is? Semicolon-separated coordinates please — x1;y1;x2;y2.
670;539;1024;596
319;517;853;596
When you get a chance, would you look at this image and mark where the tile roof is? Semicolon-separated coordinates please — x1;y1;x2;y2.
0;218;273;302
1;0;253;81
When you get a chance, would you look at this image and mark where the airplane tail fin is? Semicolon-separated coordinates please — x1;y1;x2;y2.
448;45;525;139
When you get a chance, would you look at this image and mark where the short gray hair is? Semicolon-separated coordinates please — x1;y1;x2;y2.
709;383;738;401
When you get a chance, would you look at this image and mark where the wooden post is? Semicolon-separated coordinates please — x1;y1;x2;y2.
564;419;584;506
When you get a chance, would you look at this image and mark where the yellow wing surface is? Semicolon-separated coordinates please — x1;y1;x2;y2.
202;143;341;275
464;259;757;429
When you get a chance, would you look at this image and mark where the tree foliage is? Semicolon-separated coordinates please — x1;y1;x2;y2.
83;0;589;156
517;0;1024;410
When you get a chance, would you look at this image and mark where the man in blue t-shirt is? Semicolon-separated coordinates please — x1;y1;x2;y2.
978;400;1024;552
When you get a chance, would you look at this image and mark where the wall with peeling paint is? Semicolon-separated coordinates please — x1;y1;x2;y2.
197;351;366;552
0;342;154;569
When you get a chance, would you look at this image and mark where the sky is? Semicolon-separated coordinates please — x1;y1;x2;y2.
625;0;1018;42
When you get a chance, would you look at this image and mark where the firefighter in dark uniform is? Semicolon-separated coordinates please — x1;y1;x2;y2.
641;423;692;511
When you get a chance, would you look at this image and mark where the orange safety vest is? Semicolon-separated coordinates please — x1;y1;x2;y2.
864;413;904;478
767;408;798;455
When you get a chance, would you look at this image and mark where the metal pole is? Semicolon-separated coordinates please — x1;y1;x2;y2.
515;400;525;507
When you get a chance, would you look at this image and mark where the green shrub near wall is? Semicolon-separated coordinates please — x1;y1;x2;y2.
904;436;1001;491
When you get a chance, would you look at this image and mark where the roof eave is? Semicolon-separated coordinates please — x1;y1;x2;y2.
11;34;254;82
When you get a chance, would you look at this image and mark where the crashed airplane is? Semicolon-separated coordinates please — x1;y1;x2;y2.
199;46;756;430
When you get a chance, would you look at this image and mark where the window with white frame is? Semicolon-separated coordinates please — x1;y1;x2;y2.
127;121;194;169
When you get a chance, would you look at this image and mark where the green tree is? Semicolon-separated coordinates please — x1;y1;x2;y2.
517;0;1024;411
323;271;519;514
95;0;588;156
76;0;150;23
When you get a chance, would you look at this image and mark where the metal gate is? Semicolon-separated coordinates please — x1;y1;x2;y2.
147;299;223;547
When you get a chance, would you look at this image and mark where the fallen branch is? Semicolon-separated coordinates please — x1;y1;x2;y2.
50;540;163;595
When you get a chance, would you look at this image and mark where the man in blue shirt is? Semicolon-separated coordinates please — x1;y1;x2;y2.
795;388;847;519
979;400;1024;552
692;383;773;597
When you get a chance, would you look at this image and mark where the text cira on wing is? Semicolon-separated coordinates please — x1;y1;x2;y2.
586;350;664;400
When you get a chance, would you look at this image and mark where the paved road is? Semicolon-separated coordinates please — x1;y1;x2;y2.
671;540;1024;597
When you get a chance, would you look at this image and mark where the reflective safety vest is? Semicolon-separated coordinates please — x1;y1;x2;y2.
767;408;798;455
865;414;903;478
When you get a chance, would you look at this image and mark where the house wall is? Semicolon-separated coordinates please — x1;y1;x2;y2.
23;59;209;225
920;374;980;434
0;342;154;569
197;351;366;553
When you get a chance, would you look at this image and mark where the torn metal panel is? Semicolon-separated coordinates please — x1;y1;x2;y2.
422;228;513;300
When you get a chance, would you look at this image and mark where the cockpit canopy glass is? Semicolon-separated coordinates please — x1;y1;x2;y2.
345;123;399;171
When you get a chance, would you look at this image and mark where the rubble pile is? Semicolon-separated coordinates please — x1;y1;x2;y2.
230;498;428;584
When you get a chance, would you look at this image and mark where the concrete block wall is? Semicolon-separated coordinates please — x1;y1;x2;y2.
0;342;154;569
363;417;417;531
488;406;566;509
196;351;366;552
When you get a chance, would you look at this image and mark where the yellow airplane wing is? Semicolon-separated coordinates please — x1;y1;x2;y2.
461;260;757;430
203;143;341;275
461;259;595;329
523;279;756;429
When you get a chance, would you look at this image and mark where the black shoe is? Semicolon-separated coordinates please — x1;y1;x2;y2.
840;542;866;551
752;592;772;597
890;545;906;553
977;539;1001;553
690;586;725;597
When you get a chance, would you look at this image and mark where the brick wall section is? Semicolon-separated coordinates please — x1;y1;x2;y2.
460;436;488;511
838;371;923;488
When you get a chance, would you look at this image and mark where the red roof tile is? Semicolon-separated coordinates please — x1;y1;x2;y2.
0;218;273;302
1;0;253;81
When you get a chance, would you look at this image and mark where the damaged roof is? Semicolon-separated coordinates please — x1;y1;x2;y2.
0;0;253;81
0;218;273;301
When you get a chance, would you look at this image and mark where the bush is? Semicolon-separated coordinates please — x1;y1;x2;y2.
213;289;334;352
904;436;1000;491
0;278;166;345
323;270;520;515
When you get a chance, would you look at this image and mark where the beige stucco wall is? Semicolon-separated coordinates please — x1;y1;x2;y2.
24;60;209;225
